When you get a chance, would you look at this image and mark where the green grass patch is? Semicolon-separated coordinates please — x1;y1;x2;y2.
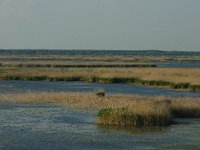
97;100;173;127
0;67;199;92
97;99;200;127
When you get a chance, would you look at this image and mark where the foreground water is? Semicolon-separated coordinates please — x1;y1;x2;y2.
0;104;199;150
0;80;200;97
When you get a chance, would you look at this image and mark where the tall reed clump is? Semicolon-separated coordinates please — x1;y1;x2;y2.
171;99;200;118
97;100;173;127
189;85;200;92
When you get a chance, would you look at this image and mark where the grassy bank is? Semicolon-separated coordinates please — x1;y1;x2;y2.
1;55;200;62
171;99;200;118
0;92;200;126
0;62;157;68
0;68;200;92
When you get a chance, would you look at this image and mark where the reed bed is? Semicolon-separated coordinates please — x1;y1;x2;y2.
0;61;156;68
171;99;200;118
1;55;200;62
97;100;172;127
0;92;138;109
0;68;199;84
97;98;200;126
0;67;200;91
0;92;200;127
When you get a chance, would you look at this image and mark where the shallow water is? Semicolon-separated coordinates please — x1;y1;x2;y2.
0;59;200;68
1;50;199;149
156;60;200;68
1;49;200;56
1;50;200;68
1;59;200;68
1;80;200;97
0;104;199;150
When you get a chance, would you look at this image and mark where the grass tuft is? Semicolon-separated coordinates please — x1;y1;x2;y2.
97;100;173;127
95;89;105;97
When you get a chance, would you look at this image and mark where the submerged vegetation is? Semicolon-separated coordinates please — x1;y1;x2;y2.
0;92;200;126
0;67;200;92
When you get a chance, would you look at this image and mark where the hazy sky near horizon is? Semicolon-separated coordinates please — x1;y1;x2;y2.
0;0;200;51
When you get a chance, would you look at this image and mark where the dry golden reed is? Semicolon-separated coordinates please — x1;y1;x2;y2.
1;92;200;126
171;98;200;117
0;61;153;67
0;92;199;116
1;55;200;62
96;100;172;126
0;92;137;109
0;67;200;85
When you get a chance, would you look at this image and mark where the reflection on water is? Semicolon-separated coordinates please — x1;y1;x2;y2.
156;60;200;68
1;80;200;97
0;104;200;150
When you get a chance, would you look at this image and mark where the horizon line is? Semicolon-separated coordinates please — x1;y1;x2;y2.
0;49;200;52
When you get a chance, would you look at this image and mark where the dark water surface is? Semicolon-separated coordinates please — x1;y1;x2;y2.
1;50;200;68
1;80;200;97
0;104;199;150
156;60;200;68
1;49;200;56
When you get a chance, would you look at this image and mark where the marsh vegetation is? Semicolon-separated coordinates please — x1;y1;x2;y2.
97;98;200;126
0;51;200;126
1;54;200;63
0;50;199;149
0;67;200;91
0;61;157;68
1;92;200;127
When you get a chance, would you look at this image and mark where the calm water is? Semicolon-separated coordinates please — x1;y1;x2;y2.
0;104;199;150
1;50;200;68
1;60;200;68
1;50;199;149
1;80;200;97
1;80;200;149
157;60;200;68
1;49;200;56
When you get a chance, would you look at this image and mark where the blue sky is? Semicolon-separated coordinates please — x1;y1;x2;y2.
0;0;200;50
